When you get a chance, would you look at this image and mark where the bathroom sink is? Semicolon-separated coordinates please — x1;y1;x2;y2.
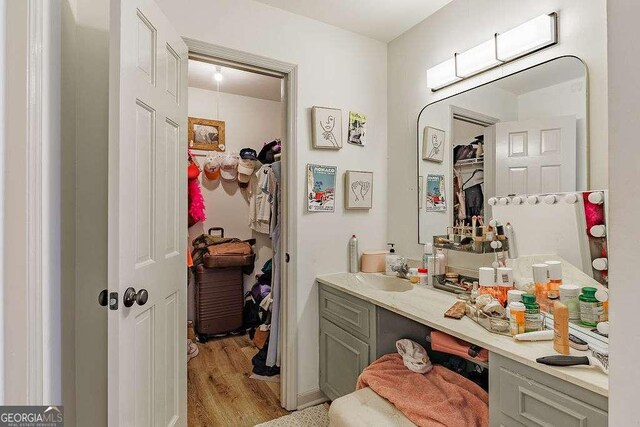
350;273;413;292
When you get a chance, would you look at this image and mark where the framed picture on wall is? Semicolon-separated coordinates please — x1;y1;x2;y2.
189;117;226;152
422;126;445;162
311;106;343;149
425;174;446;212
345;170;373;210
307;164;337;212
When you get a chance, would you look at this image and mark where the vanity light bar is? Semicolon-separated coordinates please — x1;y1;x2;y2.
427;12;558;91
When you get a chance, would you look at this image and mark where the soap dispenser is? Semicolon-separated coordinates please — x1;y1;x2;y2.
385;243;401;276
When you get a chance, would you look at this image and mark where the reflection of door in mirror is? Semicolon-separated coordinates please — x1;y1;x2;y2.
494;116;577;196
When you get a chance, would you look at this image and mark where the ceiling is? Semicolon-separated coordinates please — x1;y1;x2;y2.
493;58;586;95
252;0;453;42
188;59;282;102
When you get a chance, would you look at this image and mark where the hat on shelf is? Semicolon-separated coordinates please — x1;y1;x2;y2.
220;153;239;182
240;148;258;160
237;157;256;188
203;153;221;180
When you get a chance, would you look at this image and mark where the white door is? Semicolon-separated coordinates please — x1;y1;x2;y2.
494;116;576;196
108;0;188;425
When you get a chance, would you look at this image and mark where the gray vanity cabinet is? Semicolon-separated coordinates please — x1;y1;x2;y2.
489;352;608;427
318;283;432;401
318;285;377;401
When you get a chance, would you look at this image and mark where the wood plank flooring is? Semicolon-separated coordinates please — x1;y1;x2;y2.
187;333;289;427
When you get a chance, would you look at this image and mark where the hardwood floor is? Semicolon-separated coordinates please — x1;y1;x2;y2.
187;333;289;427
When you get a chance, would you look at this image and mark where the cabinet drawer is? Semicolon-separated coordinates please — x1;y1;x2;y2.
319;286;372;339
498;367;608;427
319;318;369;401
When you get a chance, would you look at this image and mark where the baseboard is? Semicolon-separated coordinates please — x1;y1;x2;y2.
296;388;329;410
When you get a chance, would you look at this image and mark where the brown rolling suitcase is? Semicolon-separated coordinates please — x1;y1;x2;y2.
194;227;255;341
194;265;244;341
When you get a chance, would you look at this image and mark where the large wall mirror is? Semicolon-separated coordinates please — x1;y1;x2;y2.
418;56;587;244
416;57;609;345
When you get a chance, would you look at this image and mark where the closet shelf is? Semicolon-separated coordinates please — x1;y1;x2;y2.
454;157;484;167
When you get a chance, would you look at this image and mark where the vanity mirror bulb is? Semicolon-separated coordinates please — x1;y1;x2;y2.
544;194;558;204
590;224;607;238
588;192;605;205
499;197;510;206
527;195;539;205
592;258;608;271
488;197;498;206
490;240;503;249
564;193;579;204
512;196;524;205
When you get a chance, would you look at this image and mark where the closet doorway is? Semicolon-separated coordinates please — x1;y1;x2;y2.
184;44;297;426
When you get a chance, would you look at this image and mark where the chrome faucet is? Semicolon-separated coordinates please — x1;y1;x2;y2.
392;260;410;280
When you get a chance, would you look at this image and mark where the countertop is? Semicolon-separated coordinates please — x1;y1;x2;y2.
316;272;609;397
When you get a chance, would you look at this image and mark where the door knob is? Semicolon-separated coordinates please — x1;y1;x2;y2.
98;289;109;306
123;287;149;307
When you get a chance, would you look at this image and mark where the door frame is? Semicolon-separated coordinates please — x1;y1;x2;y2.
183;38;299;411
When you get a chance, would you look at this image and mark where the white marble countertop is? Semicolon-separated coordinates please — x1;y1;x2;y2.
316;272;609;397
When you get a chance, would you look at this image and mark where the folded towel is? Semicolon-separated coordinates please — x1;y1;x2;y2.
357;354;489;427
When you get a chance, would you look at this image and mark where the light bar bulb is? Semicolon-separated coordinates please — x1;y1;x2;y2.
426;58;460;90
496;13;557;62
456;38;502;77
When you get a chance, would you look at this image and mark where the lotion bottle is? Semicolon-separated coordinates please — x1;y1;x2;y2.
385;243;401;276
553;301;570;355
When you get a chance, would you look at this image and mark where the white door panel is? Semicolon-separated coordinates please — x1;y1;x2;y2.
109;0;188;425
495;116;576;196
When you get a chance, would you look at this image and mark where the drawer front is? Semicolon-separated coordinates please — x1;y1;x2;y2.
319;318;369;401
319;286;372;339
498;367;608;427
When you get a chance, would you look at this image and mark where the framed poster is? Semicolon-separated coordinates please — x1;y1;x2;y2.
188;117;226;151
347;111;367;146
345;170;373;210
422;126;445;162
425;174;446;211
307;164;337;212
311;107;342;149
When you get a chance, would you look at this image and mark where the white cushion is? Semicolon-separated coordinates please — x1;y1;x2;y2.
328;388;416;427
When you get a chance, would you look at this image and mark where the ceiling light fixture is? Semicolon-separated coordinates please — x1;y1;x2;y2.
214;66;223;82
426;12;557;91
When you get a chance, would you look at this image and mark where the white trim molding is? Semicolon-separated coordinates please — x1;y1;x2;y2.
183;38;299;411
26;0;45;405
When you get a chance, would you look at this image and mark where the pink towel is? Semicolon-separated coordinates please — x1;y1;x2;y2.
357;354;489;427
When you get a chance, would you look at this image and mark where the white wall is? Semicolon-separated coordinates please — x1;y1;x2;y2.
187;87;283;319
156;0;388;398
389;0;608;259
607;2;640;425
517;77;587;189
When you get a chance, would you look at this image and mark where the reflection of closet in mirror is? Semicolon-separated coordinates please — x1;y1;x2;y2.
452;111;497;226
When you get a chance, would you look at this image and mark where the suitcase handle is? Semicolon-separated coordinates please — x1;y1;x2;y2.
208;227;224;237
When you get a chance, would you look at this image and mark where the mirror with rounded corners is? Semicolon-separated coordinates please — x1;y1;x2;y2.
418;56;588;246
416;57;608;345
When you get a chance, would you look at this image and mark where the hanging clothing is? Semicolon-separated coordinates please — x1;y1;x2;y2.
266;160;282;367
248;164;273;234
